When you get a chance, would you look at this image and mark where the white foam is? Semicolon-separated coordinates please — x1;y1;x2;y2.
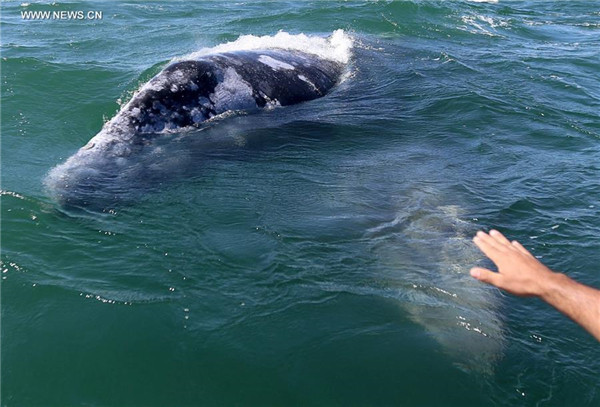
460;14;508;37
180;29;353;64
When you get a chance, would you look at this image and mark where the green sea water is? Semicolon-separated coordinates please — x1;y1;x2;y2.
2;1;600;405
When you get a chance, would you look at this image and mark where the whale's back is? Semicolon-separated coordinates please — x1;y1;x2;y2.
208;49;344;107
123;50;344;133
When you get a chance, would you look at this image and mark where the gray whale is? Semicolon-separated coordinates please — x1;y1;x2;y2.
46;49;345;207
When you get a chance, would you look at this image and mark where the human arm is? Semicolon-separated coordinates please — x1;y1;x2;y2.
470;229;600;342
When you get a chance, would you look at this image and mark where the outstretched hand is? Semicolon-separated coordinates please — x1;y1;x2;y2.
471;229;600;341
470;230;555;297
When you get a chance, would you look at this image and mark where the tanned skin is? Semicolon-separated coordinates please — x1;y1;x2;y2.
471;229;600;342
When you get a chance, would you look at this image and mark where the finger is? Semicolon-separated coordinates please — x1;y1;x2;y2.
470;267;503;288
489;229;511;247
511;240;533;257
476;230;506;252
473;234;504;263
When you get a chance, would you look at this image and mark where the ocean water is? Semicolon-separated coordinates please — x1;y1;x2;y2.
2;1;599;405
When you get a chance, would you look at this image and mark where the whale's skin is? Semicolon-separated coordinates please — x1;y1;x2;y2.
83;49;343;154
114;49;344;138
45;49;344;206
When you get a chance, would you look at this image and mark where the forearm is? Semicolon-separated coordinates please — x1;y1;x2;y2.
541;272;600;341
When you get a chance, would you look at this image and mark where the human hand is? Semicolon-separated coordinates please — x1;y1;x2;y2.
470;230;556;297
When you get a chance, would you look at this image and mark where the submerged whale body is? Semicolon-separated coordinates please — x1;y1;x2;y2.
46;49;345;207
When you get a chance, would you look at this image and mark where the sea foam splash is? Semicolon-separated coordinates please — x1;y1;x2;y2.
179;29;354;64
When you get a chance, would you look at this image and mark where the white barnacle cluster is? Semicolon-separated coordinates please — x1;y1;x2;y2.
120;66;213;133
190;96;214;124
136;99;170;133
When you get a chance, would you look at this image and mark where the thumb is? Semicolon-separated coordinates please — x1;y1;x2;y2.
470;267;502;287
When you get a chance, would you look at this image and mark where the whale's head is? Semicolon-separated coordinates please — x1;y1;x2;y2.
44;61;220;209
44;124;146;209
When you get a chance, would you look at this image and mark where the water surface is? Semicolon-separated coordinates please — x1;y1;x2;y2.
2;1;600;405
